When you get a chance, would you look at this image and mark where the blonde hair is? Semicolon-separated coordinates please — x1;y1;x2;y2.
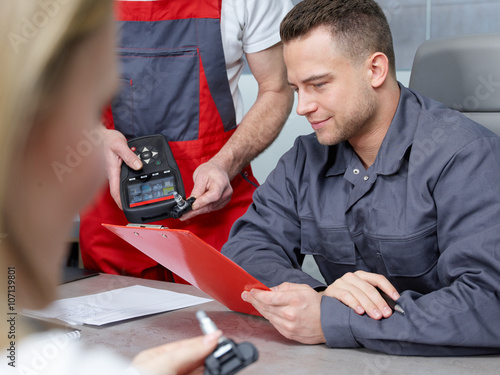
0;0;113;198
0;0;112;344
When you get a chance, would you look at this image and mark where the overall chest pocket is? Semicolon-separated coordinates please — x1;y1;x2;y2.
378;225;439;277
112;47;200;141
300;220;356;265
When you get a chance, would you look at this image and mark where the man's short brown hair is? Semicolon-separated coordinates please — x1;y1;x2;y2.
280;0;396;75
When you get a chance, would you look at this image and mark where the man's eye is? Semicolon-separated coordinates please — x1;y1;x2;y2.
314;83;325;88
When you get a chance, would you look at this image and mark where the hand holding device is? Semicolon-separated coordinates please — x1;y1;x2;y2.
120;134;194;223
131;331;221;375
181;160;233;220
196;310;258;375
100;127;142;210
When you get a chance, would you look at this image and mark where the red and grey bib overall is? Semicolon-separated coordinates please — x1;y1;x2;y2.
80;0;258;281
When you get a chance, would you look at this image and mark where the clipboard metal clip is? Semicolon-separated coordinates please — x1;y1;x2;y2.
126;224;166;229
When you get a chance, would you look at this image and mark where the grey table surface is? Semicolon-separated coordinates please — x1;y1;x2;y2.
58;273;499;375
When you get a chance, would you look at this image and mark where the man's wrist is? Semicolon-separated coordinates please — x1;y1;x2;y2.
209;150;242;181
320;296;360;348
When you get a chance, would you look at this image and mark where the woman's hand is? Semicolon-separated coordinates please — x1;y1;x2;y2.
132;331;221;375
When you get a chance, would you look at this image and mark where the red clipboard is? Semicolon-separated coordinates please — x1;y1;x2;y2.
103;224;269;316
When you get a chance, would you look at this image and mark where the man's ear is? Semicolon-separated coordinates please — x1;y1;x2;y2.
367;52;390;88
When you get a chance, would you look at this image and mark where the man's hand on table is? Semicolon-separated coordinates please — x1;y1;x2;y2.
322;271;400;320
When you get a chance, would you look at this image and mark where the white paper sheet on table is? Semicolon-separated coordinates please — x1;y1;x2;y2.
23;285;212;326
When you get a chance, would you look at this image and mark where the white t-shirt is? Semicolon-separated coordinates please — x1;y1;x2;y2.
120;0;293;123
3;331;141;375
221;0;292;122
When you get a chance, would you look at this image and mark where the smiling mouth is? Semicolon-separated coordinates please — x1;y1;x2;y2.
309;117;330;130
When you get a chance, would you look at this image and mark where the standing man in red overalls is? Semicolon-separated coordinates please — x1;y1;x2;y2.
80;0;294;280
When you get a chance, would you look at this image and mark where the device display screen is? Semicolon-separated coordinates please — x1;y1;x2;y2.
127;175;176;207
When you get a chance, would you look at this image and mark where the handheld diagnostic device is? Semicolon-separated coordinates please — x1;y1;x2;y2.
120;134;195;223
196;310;258;375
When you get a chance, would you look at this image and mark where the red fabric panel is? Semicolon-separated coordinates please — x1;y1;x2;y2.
116;0;221;21
197;53;225;140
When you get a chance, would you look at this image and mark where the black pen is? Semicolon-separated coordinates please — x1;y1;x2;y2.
377;288;405;314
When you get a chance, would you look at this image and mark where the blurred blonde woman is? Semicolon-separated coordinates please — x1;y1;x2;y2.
0;1;220;374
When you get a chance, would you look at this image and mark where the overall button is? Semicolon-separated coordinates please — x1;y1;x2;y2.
141;151;152;160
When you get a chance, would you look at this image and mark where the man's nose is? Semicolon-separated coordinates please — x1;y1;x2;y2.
296;91;317;117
